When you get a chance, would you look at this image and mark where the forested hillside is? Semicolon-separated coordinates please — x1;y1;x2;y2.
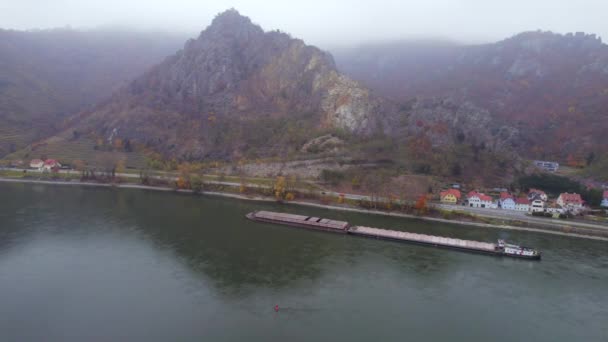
0;28;185;156
335;31;608;163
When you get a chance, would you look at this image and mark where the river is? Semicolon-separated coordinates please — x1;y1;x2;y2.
0;183;606;341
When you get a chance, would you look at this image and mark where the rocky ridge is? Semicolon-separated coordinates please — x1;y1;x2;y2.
75;10;385;160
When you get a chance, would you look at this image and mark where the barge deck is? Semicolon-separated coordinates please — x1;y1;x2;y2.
348;225;497;254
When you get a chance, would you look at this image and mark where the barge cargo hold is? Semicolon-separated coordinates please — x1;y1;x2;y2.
246;211;541;260
246;211;349;233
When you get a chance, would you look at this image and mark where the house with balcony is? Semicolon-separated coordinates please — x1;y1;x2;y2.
530;199;545;213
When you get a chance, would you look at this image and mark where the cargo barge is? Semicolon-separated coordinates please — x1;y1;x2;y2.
246;211;541;260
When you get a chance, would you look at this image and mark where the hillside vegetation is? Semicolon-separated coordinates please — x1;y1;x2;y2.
0;28;185;156
335;31;608;162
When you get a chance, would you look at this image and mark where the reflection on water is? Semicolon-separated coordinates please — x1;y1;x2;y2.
0;183;606;341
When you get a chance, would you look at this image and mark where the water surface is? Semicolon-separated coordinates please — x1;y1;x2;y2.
0;183;606;341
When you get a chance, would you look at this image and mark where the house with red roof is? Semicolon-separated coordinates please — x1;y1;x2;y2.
515;197;530;211
467;191;496;209
41;159;61;171
440;189;461;204
602;191;608;208
556;193;584;209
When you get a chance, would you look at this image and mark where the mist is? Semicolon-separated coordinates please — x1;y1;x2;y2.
2;0;607;48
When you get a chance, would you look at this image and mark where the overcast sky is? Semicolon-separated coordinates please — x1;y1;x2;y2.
1;0;607;47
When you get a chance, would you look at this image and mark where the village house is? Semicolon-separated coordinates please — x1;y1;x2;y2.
530;199;545;213
515;197;531;211
440;189;461;204
29;159;44;169
467;191;496;209
499;192;516;210
528;188;548;202
602;191;608;208
42;159;61;171
556;193;584;209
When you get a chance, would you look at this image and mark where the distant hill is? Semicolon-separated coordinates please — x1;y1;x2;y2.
334;31;608;162
56;10;388;161
0;28;186;156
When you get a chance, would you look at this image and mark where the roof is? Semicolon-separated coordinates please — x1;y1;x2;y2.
440;189;461;199
478;194;493;202
604;190;608;199
500;192;512;200
516;197;530;205
44;159;59;166
559;193;583;204
469;192;492;201
528;188;546;195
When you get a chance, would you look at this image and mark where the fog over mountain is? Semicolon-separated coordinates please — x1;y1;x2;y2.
2;0;607;47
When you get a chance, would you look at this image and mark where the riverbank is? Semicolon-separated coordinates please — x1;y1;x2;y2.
1;177;607;241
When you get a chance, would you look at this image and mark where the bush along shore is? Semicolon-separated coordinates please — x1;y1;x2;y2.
1;170;607;241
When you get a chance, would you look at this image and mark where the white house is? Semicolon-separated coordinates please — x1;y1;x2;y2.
556;193;584;209
515;198;531;211
601;191;608;208
41;159;61;171
530;199;545;213
468;192;496;208
29;159;44;169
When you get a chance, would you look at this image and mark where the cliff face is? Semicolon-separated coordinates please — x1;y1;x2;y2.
79;10;383;159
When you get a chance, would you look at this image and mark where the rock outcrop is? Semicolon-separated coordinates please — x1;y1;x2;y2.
77;9;384;159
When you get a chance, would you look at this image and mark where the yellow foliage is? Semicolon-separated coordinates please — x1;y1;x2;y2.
176;177;189;189
285;192;295;201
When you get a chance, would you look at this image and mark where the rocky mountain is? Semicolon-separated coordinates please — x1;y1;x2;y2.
0;28;186;156
335;31;608;162
17;10;528;185
71;10;386;160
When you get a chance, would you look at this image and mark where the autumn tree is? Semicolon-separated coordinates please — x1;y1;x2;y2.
274;176;286;201
116;158;126;175
414;195;428;215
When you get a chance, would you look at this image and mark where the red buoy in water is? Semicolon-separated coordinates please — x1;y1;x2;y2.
274;305;279;312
